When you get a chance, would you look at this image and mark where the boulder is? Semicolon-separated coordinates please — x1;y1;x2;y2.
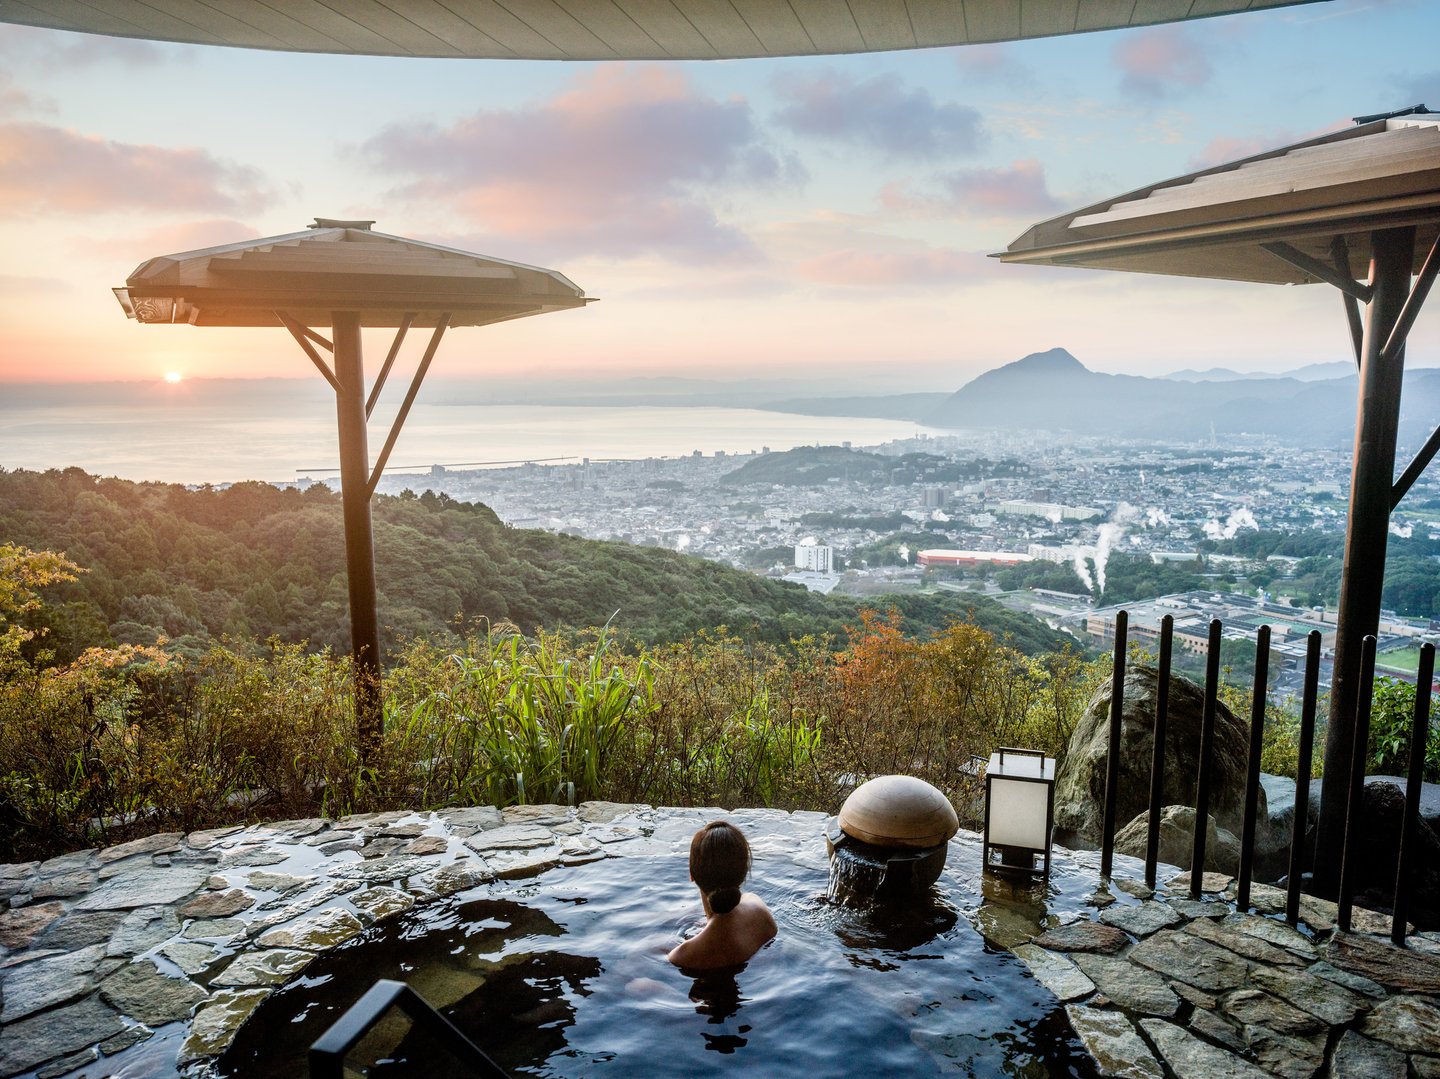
1054;666;1265;847
1338;781;1440;931
1114;805;1241;875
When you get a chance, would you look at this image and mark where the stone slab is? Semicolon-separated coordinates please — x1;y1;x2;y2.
255;908;363;951
1065;1005;1163;1079
209;948;315;988
0;902;66;949
1129;930;1250;993
350;887;414;924
160;940;217;976
1140;1018;1271;1079
1221;988;1324;1036
99;960;207;1025
0;943;108;1022
1306;960;1386;999
463;823;556;853
1186;916;1304;966
1328;931;1440;995
180;888;255;919
1243;1024;1324;1079
1360;995;1440;1054
179;988;271;1062
1013;943;1096;1002
74;863;211;911
1332;1029;1408;1079
0;995;125;1077
36;910;126;951
1251;966;1368;1026
1032;920;1130;955
1071;953;1180;1017
31;870;95;899
1100;901;1182;938
106;905;180;958
98;833;184;863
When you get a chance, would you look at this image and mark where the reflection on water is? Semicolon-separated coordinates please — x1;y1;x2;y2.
219;822;1099;1078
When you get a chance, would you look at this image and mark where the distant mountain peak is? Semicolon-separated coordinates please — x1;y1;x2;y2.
1009;347;1087;374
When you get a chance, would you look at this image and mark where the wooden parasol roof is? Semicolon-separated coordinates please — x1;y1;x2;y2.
5;0;1324;60
114;220;589;328
997;111;1440;285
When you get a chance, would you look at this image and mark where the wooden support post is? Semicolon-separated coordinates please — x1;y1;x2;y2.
332;312;383;753
1317;226;1415;889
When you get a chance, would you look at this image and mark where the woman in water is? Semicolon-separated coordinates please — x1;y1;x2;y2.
668;820;777;970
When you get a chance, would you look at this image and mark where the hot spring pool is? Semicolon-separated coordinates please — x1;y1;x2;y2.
217;812;1100;1077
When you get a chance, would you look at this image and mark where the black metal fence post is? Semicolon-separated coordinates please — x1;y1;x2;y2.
1338;634;1379;933
1393;642;1435;946
1237;625;1271;911
1286;631;1322;927
1191;619;1222;899
1100;610;1128;880
1144;615;1174;889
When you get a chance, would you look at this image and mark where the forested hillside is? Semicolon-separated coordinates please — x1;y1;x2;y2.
0;468;1071;662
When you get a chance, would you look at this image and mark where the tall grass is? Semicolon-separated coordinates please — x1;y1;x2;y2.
0;613;1105;862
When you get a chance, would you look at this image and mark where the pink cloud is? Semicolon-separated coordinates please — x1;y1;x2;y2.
0;122;273;216
92;218;261;260
796;248;986;288
359;66;795;263
954;45;1033;86
0;24;176;68
772;70;984;160
1112;27;1213;99
0;273;67;295
881;159;1060;219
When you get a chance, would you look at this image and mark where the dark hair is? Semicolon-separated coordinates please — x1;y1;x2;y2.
690;820;750;915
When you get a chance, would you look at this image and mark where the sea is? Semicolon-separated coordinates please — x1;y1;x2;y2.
0;400;943;486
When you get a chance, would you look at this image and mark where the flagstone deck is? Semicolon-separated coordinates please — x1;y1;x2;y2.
0;806;1436;1078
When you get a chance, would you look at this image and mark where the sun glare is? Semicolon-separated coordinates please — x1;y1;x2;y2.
164;371;183;384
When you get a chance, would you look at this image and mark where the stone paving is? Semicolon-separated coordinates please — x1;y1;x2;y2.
998;873;1440;1079
0;805;1436;1078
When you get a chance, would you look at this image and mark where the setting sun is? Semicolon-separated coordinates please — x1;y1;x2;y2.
164;371;183;383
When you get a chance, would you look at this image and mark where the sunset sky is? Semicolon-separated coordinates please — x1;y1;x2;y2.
2;0;1439;392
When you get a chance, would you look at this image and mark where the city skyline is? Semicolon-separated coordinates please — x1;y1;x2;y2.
2;0;1439;389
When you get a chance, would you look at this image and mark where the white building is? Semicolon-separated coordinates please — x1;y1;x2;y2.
794;543;833;573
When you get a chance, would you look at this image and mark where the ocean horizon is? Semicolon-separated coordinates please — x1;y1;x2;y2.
0;401;943;486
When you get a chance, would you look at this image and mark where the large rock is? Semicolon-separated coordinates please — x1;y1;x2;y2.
1335;781;1440;931
1054;666;1265;847
1114;806;1241;875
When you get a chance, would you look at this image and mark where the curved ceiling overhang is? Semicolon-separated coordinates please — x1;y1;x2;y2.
1;0;1326;61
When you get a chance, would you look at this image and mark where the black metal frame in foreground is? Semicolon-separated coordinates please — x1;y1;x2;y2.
1093;611;1433;945
309;978;508;1079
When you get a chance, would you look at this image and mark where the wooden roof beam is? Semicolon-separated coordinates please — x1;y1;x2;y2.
1260;241;1373;301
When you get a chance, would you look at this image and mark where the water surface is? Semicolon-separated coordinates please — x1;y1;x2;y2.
219;818;1098;1078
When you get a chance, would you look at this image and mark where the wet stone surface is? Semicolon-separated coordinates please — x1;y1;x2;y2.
3;804;1440;1079
1011;867;1440;1079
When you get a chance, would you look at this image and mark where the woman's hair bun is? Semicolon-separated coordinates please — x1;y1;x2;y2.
709;886;742;914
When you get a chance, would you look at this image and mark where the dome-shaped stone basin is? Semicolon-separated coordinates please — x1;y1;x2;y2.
837;775;960;848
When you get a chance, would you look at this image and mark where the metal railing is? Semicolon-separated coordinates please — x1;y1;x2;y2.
309;978;509;1079
1095;612;1435;945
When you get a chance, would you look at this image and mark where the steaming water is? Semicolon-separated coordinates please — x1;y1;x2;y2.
216;817;1099;1078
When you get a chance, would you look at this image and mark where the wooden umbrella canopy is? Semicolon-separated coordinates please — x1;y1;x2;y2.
115;219;590;747
4;0;1325;60
999;107;1440;886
